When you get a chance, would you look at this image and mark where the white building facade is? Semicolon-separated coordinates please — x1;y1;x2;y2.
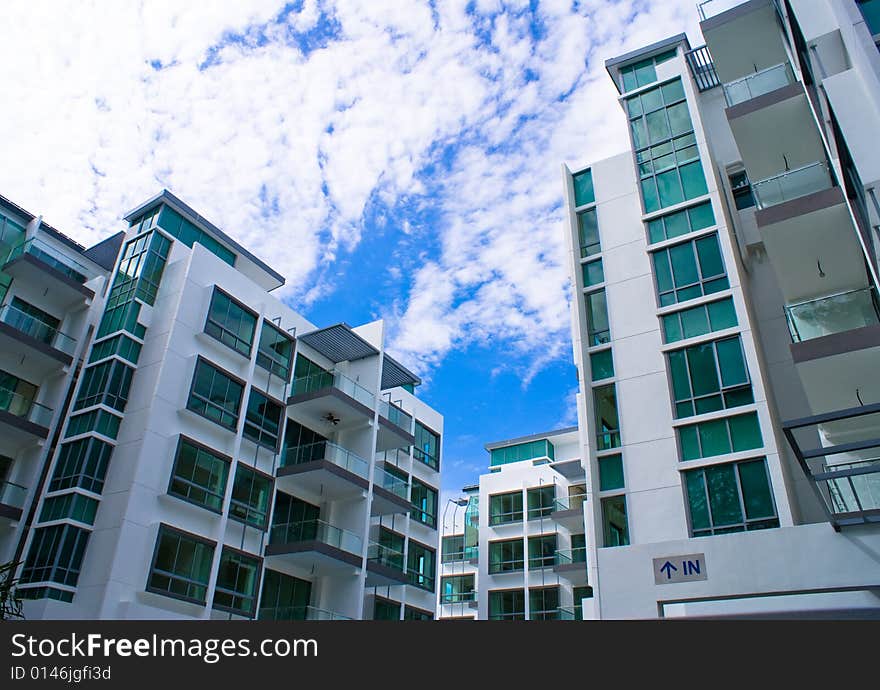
562;0;880;618
5;189;443;621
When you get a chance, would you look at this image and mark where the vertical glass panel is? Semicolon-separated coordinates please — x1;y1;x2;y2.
688;201;715;230
680;160;709;200
707;298;737;330
572;169;595;207
679;425;700;461
653;252;674;294
668;350;692;402
716;337;748;387
577;209;600;257
669;243;699;288
646;109;671;144
663;313;683;342
698;418;731;457
695;234;724;278
582;259;604;287
585;290;610;346
666;102;692;136
687;343;721;397
704;464;743;527
641;178;660;213
634;59;657;87
590;349;614;381
730;412;763;451
601;495;629;547
661;78;686;102
685;470;711;532
738;459;775;519
599;454;624;491
681;306;710;339
656;169;684;208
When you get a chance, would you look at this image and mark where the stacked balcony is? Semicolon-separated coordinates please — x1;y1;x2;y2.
365;540;408;587
0;480;27;522
0;302;76;372
553;547;589;586
0;386;53;441
3;238;95;308
265;519;363;576
277;440;370;500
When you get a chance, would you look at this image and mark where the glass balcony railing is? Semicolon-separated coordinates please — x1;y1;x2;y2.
258;605;352;621
292;370;376;409
0;303;77;354
785;287;880;343
723;62;795;106
269;519;362;556
5;238;90;284
0;480;27;509
373;466;409;499
441;546;479;563
0;388;53;427
553;494;587;512
822;459;880;517
378;398;413;432
555;547;588;566
367;541;405;570
280;440;369;479
440;591;477;604
752;161;834;209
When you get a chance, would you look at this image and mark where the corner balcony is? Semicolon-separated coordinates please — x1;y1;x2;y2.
276;440;369;501
265;519;363;576
0;303;76;372
783;403;880;528
376;398;415;451
752;162;835;210
0;388;52;442
365;542;408;587
553;548;589;586
287;371;376;435
258;605;352;621
551;495;586;530
0;480;27;522
723;62;795;107
3;238;95;307
371;465;412;516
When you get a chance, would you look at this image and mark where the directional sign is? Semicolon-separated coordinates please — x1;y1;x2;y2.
652;553;707;585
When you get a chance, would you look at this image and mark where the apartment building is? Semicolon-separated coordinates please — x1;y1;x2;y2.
3;189;443;620
439;428;589;620
562;0;880;618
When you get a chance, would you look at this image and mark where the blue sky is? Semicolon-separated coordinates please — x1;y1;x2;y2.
0;0;704;498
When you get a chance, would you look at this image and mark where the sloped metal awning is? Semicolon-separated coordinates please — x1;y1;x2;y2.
381;354;421;390
298;324;379;363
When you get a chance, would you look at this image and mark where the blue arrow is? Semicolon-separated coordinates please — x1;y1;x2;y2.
659;561;677;580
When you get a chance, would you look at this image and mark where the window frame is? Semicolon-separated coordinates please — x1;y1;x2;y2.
146;524;216;606
203;286;258;358
186;356;245;431
167;435;231;514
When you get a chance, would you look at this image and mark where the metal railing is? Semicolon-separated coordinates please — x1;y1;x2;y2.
723;62;795;106
784;287;880;343
258;605;352;621
269;519;362;555
685;45;720;91
0;480;27;509
0;388;53;427
280;440;369;479
555;547;588;566
0;303;77;354
292;370;376;409
752;161;834;209
373;466;409;499
5;237;90;283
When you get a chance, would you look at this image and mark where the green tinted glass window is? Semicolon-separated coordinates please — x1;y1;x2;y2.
577;208;600;257
186;359;243;431
147;525;214;604
214;548;261;617
594;384;620;450
662;297;737;343
677;412;763;460
601;495;629;547
652;234;729;306
205;288;256;357
590;349;614;381
168;438;229;512
582;259;604;287
668;336;752;418
599;454;624;491
585;290;610;346
572;169;594;207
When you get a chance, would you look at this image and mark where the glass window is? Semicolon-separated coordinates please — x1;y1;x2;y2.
256;321;294;381
526;486;555;520
599;454;625;491
620;57;657;91
572;169;594;207
414;421;440;470
573;585;594;619
168;437;229;512
271;492;320;541
647;200;715;244
684;458;779;536
489;589;525;620
49;438;113;493
404;605;433;620
652;233;729;307
89;334;142;365
729;171;756;210
186;358;243;431
147;525;214;604
529;586;560;620
243;389;282;450
677;412;763;461
154;204;236;266
20;524;90;587
292;355;333;394
204;288;256;357
64;409;121;439
577;208;601;258
39;493;99;525
74;359;135;413
441;535;465;562
662;297;737;343
440;574;476;604
593;384;621;450
489;439;554;466
213;547;261;617
489;538;524;573
527;533;557;569
590;349;614;381
601;495;629;547
582;258;604;288
406;540;436;592
259;569;311;620
373;596;401;620
585;289;611;346
230;464;272;529
410;478;438;528
668;335;753;418
489;491;523;525
376;527;405;569
0;368;38;417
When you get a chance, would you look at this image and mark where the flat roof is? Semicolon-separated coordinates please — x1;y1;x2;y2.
484;426;579;452
123;189;285;286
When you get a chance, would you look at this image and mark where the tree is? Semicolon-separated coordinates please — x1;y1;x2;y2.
0;561;24;620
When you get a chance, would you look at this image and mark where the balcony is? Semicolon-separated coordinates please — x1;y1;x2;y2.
0;303;76;370
723;62;794;107
551;495;586;530
554;548;589;586
371;465;412;516
0;480;27;521
287;370;376;435
783;403;880;528
785;288;880;344
698;0;748;21
376;398;415;451
365;542;408;587
531;606;578;621
0;388;52;441
3;238;94;306
265;519;363;576
258;605;352;621
752;162;835;210
442;546;479;564
276;440;369;500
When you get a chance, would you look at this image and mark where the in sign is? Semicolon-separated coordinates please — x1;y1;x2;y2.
652;553;708;585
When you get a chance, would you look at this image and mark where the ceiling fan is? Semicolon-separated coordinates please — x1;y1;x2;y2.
322;412;341;425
